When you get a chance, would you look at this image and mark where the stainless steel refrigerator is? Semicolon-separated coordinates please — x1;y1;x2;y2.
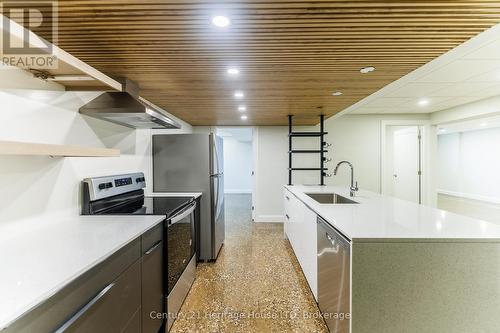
153;133;225;261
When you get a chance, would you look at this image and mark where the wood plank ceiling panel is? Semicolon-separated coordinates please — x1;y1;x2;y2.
28;1;500;125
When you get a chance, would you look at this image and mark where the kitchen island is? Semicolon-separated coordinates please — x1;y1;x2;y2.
284;185;500;333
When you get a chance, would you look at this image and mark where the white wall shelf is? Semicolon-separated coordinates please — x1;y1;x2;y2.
0;140;120;157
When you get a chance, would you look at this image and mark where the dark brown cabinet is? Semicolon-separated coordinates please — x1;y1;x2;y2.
141;224;164;333
55;259;141;333
4;223;165;333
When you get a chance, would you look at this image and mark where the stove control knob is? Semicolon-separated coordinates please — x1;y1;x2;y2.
105;182;113;189
98;183;106;190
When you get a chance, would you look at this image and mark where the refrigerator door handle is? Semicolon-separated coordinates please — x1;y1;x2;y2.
213;135;220;176
213;175;219;219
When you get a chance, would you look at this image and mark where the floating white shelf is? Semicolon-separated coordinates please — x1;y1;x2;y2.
0;140;120;157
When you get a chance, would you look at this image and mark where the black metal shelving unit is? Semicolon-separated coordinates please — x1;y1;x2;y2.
288;115;328;186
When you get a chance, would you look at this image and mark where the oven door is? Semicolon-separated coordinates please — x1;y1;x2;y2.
166;202;196;295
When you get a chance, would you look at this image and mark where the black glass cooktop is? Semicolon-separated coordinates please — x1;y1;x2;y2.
102;196;194;218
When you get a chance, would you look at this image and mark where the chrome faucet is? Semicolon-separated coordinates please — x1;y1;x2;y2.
333;161;359;197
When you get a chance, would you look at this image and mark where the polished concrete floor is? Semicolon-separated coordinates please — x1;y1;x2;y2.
170;194;328;333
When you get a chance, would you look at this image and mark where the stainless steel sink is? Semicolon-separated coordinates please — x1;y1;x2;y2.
305;192;359;204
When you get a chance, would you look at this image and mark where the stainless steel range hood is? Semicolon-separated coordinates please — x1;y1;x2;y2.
79;79;181;129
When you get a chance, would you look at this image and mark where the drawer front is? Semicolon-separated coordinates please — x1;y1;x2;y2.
54;259;141;333
4;239;141;333
142;239;164;333
121;308;141;333
141;223;163;253
283;189;291;215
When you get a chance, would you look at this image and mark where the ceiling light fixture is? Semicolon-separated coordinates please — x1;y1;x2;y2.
480;122;488;127
418;99;430;107
227;67;239;75
360;66;375;74
234;91;244;99
212;15;230;28
241;115;248;120
438;128;447;133
332;91;343;96
238;105;246;112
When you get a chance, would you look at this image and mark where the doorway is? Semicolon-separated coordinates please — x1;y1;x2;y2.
216;127;255;220
382;124;424;204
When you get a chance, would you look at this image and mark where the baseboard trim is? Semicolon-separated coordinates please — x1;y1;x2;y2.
224;189;252;194
254;215;284;223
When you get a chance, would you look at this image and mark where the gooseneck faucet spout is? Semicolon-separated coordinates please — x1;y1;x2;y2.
333;161;359;197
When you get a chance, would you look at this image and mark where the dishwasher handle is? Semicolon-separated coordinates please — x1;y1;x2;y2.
317;216;351;252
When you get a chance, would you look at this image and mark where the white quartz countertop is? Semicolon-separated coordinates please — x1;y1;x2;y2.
0;214;165;330
285;185;500;241
150;192;202;198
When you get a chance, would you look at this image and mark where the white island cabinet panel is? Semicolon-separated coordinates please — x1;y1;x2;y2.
283;188;318;301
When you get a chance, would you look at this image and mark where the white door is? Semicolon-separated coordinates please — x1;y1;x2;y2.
392;126;421;203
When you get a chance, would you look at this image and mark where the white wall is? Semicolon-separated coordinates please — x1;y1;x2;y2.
223;136;253;193
0;68;191;225
253;126;287;222
323;114;430;193
438;128;500;202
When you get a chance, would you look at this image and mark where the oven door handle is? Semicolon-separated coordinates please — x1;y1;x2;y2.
169;202;196;225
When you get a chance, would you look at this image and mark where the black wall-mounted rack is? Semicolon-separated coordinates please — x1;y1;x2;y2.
288;115;328;186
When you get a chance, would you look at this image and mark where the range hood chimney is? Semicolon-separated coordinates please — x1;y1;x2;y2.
79;79;181;129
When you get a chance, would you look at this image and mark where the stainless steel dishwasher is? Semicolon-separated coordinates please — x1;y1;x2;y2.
317;216;351;333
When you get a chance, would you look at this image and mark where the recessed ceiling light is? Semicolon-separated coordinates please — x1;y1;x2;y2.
241;115;248;120
418;99;430;107
332;91;343;96
238;105;246;112
212;15;230;28
360;66;375;74
480;122;488;127
234;91;244;99
227;67;239;75
438;128;447;133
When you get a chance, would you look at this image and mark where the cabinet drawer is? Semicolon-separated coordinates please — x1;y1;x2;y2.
54;259;141;333
4;239;141;333
121;308;141;333
283;189;292;214
142;239;164;333
142;223;163;254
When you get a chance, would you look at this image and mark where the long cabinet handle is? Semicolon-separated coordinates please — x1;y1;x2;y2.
285;214;290;220
145;240;162;255
54;283;115;333
285;196;290;200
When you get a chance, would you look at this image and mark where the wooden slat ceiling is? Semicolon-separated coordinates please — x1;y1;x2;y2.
27;1;500;125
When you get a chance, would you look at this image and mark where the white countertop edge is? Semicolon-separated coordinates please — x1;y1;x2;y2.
0;215;165;330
